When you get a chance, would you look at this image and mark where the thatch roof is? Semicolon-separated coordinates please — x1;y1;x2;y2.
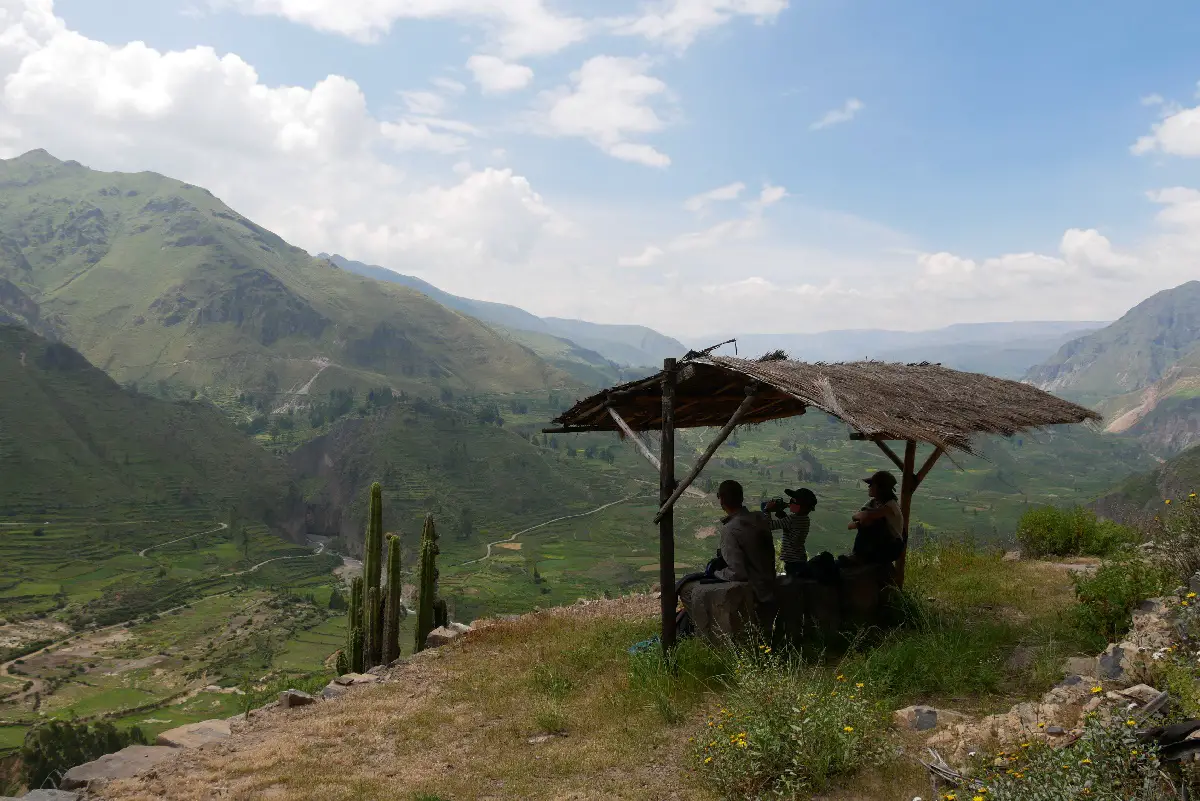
547;355;1101;454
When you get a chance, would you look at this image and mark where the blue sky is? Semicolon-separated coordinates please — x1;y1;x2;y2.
4;0;1200;335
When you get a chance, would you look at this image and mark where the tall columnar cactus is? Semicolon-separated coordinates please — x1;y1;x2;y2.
414;514;441;653
363;482;385;664
347;576;364;674
364;586;380;670
383;534;405;664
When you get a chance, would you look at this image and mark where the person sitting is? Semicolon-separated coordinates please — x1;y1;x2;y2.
763;488;817;577
843;470;904;567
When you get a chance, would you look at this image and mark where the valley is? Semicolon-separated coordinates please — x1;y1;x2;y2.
1;148;1197;790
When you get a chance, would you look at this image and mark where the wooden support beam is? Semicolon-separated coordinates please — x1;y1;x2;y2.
659;358;678;654
873;440;905;472
609;407;705;499
653;385;759;524
896;440;917;589
913;446;945;490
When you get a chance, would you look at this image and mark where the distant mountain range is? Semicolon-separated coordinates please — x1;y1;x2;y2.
1026;280;1200;455
325;254;683;377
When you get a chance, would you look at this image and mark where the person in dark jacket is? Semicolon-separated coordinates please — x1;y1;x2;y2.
844;470;904;566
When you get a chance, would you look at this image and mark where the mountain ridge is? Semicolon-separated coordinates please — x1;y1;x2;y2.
0;149;580;401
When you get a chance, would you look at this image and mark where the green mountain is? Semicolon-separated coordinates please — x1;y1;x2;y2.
1095;443;1200;522
326;254;687;369
1025;281;1200;454
0;277;55;339
0;150;577;400
0;324;299;527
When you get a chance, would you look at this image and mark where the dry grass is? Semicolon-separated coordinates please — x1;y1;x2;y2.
98;595;708;801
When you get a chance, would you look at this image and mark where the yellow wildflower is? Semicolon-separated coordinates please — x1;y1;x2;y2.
1080;758;1092;764
1166;499;1172;504
855;682;864;688
1127;719;1136;727
843;726;854;733
1091;686;1102;694
704;756;713;764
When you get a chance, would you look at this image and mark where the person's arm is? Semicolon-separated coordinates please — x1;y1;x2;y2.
852;507;888;524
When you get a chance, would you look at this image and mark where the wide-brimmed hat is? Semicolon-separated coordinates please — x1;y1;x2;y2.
784;488;817;507
862;470;897;489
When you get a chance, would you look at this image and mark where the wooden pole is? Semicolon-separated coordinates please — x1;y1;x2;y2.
653;385;758;524
913;446;945;489
896;440;917;588
659;358;677;653
608;406;705;499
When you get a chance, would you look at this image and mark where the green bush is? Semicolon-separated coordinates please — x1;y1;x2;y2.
964;712;1171;800
1072;556;1170;642
692;644;891;800
1016;505;1137;558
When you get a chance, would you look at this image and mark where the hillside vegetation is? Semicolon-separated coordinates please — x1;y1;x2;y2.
0;324;297;523
0;150;577;400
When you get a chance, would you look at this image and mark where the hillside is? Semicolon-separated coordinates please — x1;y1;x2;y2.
327;254;687;369
1095;442;1200;521
0;150;577;400
0;324;298;525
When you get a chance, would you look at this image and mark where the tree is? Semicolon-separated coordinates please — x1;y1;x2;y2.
328;588;347;611
20;721;146;790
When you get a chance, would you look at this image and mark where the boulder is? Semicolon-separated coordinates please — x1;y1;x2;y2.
1190;573;1200;595
678;581;758;645
0;792;82;801
893;706;966;732
1098;642;1148;683
60;745;177;790
1063;657;1099;677
155;719;231;749
322;681;349;700
424;626;463;649
1117;684;1163;706
278;689;316;709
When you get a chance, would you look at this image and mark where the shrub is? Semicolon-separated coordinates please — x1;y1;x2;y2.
1017;505;1137;558
20;720;147;790
1146;492;1200;584
963;712;1171;800
692;644;891;800
1072;555;1170;642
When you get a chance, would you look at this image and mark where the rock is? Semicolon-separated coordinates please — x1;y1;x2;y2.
2;792;82;801
155;719;230;749
367;665;386;676
322;681;349;700
60;745;177;790
1190;573;1200;594
425;625;465;649
1047;726;1066;735
1006;646;1035;672
893;706;965;733
1118;684;1162;706
278;689;316;709
333;673;378;687
527;733;565;744
1098;642;1146;683
1083;697;1104;713
1063;657;1099;677
1002;551;1021;561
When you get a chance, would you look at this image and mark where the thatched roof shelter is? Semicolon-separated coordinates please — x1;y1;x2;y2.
548;354;1100;454
543;350;1101;652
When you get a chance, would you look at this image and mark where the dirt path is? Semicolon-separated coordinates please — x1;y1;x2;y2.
272;358;331;413
458;494;650;566
139;523;229;557
220;541;325;577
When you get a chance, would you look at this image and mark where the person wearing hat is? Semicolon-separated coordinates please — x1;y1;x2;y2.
763;488;817;577
845;470;905;565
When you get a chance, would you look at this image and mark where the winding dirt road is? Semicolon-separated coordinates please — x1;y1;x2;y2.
458;494;651;566
139;523;229;557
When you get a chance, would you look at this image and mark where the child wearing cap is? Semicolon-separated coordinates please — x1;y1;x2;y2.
764;487;817;576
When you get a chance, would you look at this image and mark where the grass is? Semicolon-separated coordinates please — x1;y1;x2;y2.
95;542;1101;801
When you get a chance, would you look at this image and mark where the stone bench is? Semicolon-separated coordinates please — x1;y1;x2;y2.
681;563;899;646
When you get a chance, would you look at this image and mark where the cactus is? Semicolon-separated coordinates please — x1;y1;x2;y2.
363;482;385;664
347;576;364;673
335;648;349;676
383;534;405;664
364;586;380;671
414;514;441;653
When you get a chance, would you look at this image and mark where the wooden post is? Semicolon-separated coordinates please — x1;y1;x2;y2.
609;406;704;499
653;385;758;524
659;358;677;653
896;440;917;588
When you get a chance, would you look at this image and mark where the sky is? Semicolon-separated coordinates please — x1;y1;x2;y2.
1;0;1200;339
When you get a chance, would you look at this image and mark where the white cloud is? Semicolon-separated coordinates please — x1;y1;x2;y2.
810;97;864;130
611;0;789;51
683;181;745;212
535;55;673;167
381;120;469;154
399;89;447;116
466;54;534;94
618;245;664;267
431;76;467;95
1132;89;1200;157
216;0;588;59
1141;93;1164;107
